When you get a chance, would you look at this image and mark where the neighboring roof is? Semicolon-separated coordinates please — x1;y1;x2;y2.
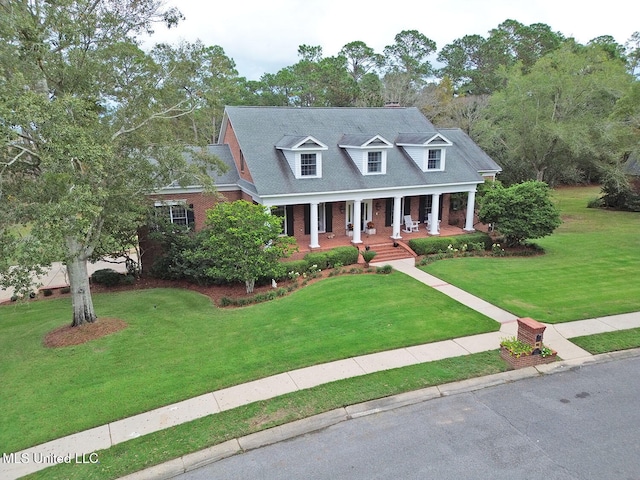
187;144;239;186
624;155;640;176
221;106;500;197
159;144;239;191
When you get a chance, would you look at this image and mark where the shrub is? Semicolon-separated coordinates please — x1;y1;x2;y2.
326;246;359;267
361;249;377;264
409;232;491;255
376;264;393;274
60;286;71;294
303;246;359;271
42;289;53;297
90;268;129;287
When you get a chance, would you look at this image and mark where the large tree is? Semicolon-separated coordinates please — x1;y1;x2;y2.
475;42;634;184
437;20;565;94
0;0;224;326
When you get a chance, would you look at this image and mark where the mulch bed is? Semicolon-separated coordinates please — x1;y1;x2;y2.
43;318;128;348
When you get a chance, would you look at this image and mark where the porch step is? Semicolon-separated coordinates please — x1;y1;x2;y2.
363;241;416;263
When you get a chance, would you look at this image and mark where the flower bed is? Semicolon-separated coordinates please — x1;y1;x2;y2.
499;336;558;369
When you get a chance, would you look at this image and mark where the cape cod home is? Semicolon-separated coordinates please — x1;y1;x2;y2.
143;106;500;265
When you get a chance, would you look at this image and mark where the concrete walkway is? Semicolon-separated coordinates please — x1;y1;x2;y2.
3;259;640;479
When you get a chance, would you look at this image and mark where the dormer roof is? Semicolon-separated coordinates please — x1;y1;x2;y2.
396;133;452;146
338;134;393;149
276;135;328;151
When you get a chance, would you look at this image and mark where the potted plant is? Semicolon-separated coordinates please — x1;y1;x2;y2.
365;221;376;235
346;223;354;237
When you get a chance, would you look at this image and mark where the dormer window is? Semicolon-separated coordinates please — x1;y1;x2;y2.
276;135;327;179
300;153;317;176
396;132;451;172
427;149;442;170
339;134;392;176
368;151;383;173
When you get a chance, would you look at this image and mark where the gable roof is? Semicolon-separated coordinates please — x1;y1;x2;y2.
624;155;640;176
220;106;500;197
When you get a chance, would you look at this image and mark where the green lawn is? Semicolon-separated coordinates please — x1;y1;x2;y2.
0;272;497;453
424;186;640;323
571;327;640;354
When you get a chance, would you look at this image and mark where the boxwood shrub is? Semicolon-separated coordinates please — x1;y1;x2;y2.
90;268;132;287
408;232;492;256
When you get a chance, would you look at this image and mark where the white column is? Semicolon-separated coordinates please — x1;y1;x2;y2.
429;193;440;235
391;196;402;239
309;202;320;248
352;199;362;244
464;190;476;232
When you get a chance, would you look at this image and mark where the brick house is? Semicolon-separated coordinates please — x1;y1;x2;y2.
142;106;500;267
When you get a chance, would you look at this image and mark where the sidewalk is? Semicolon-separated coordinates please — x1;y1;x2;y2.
3;259;640;479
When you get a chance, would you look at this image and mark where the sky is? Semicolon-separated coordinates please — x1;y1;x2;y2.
146;0;638;80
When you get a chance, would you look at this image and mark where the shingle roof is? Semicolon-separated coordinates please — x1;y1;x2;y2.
222;106;499;197
624;155;640;176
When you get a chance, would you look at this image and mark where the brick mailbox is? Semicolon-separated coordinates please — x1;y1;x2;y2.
500;317;558;369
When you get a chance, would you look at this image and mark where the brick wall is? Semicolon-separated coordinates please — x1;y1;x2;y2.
500;347;557;369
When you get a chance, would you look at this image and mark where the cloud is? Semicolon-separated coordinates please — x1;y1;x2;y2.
148;0;638;80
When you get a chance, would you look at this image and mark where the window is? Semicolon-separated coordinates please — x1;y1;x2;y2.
154;202;194;227
367;151;382;173
427;149;442;170
300;153;317;176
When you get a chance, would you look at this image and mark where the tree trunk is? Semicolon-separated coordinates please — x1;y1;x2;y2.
67;254;97;327
245;279;255;294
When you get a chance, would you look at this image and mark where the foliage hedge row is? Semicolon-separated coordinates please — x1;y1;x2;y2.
299;246;360;270
408;232;492;256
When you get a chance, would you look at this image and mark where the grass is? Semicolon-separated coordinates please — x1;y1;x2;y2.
423;186;640;323
571;328;640;355
0;272;498;453
22;350;508;480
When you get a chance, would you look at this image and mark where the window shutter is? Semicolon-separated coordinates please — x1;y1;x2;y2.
303;204;311;235
419;196;426;223
325;202;333;232
403;197;411;216
187;204;195;228
286;206;294;236
385;198;393;226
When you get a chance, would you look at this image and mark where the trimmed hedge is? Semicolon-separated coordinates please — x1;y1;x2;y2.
280;246;360;275
408;232;492;256
301;246;360;270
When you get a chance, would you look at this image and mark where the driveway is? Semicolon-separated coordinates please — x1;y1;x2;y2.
0;257;131;302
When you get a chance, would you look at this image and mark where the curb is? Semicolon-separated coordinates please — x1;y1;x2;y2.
119;347;640;480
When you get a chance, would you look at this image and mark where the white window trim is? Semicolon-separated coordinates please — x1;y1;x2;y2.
426;148;446;171
296;151;322;178
154;200;190;225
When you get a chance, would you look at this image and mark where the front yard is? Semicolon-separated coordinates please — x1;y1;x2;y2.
0;272;497;453
424;186;640;322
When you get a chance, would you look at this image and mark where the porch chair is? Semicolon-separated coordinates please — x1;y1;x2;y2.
403;215;420;233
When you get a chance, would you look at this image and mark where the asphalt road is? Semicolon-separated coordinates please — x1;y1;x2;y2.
177;355;640;480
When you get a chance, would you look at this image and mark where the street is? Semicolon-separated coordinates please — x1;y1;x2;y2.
179;355;640;479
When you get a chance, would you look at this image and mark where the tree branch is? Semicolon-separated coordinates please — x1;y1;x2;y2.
111;100;196;139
